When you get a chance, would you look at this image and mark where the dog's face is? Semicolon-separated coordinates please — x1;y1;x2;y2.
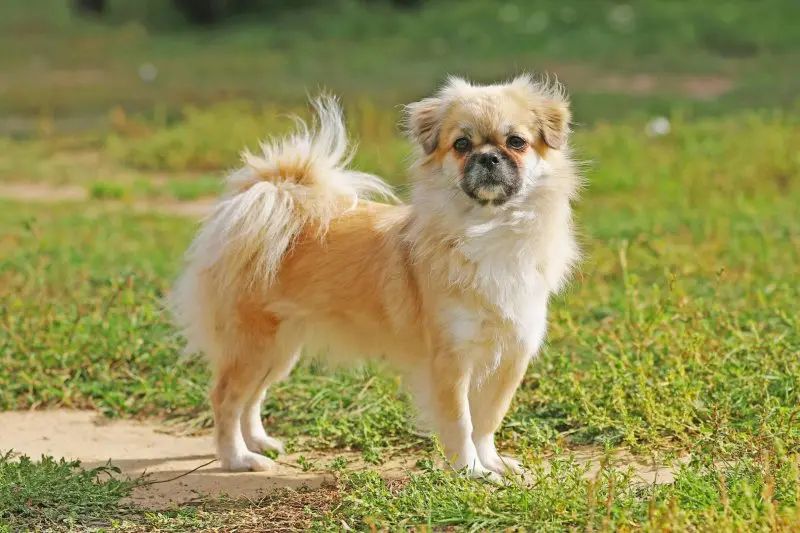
406;75;571;206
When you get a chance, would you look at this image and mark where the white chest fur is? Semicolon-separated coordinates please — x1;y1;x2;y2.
409;161;578;375
436;217;555;379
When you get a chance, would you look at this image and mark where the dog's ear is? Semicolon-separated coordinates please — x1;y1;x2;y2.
538;99;571;150
512;74;571;150
405;97;447;154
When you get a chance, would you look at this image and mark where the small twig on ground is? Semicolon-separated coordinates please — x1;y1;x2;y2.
137;458;216;487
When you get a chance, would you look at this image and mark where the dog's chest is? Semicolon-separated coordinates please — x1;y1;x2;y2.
438;234;550;363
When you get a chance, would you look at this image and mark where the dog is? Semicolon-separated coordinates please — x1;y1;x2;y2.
169;74;581;480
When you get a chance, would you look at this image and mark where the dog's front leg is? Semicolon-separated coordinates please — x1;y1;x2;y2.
430;351;500;481
469;355;530;476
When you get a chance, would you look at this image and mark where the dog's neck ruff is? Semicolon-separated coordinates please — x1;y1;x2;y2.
403;152;579;303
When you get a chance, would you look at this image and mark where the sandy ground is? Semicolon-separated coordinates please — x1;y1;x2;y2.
1;410;690;509
0;182;214;218
0;410;417;509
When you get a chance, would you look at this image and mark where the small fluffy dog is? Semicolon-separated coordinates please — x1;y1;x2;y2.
169;74;581;480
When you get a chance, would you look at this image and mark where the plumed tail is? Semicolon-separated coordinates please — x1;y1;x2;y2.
227;95;396;207
168;96;396;358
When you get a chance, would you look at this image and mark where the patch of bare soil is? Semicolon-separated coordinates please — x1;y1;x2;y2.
545;63;735;100
0;181;214;218
589;73;734;100
45;69;108;89
0;410;414;509
0;182;87;202
0;410;690;510
0;68;108;91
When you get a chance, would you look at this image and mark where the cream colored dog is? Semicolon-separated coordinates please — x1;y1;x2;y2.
169;74;581;480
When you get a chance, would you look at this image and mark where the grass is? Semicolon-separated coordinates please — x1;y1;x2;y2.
321;454;800;531
1;104;798;529
0;452;133;532
1;1;799;529
45;453;799;531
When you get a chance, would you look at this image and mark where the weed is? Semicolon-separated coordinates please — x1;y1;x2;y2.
0;452;133;531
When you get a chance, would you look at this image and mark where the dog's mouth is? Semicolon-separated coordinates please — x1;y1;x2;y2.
461;151;521;206
462;181;516;206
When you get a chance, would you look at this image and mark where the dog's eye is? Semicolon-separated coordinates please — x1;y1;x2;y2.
507;135;527;150
453;137;472;153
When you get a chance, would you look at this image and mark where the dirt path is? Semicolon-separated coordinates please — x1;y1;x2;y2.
0;182;214;218
1;410;690;510
0;410;416;509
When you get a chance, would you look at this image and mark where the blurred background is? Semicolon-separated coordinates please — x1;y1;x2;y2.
1;0;798;199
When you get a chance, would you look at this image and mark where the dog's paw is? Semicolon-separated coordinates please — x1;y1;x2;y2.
481;454;524;476
220;452;276;472
244;434;286;455
451;456;504;484
465;463;504;484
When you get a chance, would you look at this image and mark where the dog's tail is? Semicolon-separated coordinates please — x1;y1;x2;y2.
168;96;396;358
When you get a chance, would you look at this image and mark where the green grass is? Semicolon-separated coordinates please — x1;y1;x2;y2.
54;452;799;531
88;181;128;200
3;110;797;455
1;106;798;529
2;1;799;525
1;0;799;126
0;453;133;532
321;453;800;531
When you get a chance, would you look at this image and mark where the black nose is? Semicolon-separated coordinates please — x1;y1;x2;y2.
477;152;501;168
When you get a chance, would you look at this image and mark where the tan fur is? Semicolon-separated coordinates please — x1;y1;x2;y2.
169;76;581;479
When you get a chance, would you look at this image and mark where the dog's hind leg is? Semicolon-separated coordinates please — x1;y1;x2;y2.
210;314;302;472
211;343;277;472
241;345;301;456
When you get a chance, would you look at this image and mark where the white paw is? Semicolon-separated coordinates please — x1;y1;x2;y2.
220;451;275;472
465;463;504;484
474;435;524;477
450;455;503;484
244;433;286;455
481;453;524;476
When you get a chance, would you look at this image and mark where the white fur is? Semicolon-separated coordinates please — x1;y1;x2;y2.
400;77;580;478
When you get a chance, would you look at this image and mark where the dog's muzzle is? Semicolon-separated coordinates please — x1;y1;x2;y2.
461;150;520;205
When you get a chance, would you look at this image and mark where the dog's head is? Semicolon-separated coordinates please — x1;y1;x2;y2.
405;74;571;206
